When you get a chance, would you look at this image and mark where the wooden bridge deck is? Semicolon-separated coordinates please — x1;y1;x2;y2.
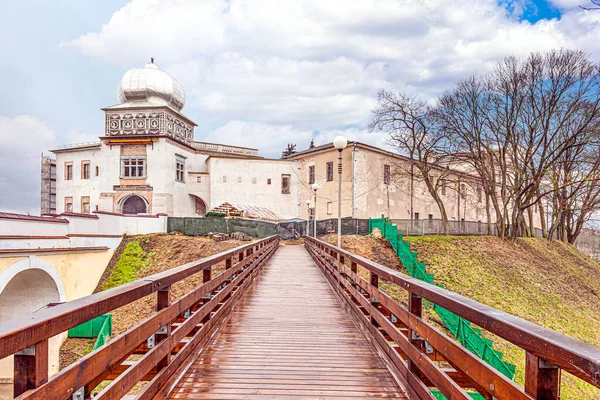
166;245;408;399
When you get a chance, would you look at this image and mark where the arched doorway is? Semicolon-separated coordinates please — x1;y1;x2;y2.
191;195;207;216
121;195;147;214
0;257;66;381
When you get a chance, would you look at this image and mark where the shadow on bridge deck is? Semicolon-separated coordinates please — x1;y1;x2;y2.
165;245;409;399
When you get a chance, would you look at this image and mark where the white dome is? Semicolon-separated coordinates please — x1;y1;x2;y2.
117;62;185;111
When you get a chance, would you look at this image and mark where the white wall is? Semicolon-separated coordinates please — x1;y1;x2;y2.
0;218;69;236
95;212;167;235
208;158;300;219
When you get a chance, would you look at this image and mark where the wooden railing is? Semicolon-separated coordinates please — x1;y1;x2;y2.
0;235;279;399
305;236;600;400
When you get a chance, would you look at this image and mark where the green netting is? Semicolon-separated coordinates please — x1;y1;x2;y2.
368;218;516;393
92;316;112;350
432;390;486;400
68;314;112;338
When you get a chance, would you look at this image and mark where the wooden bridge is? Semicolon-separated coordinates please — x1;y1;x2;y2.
0;235;599;399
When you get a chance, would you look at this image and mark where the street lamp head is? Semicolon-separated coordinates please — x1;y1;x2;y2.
305;199;311;205
333;136;348;150
311;183;319;191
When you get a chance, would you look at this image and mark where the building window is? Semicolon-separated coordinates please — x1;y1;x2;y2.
477;186;482;203
65;162;73;180
327;201;333;215
175;157;185;182
441;180;447;196
281;174;291;194
326;162;333;181
238;177;242;183
81;196;90;214
309;165;315;184
223;175;227;183
197;176;202;183
81;161;90;180
252;177;257;184
65;197;73;213
267;178;271;185
384;165;390;185
96;166;99;176
460;183;466;199
414;212;419;220
121;157;146;178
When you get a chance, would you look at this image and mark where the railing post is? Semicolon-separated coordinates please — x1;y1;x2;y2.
239;250;244;262
14;339;48;397
225;257;232;270
203;266;212;284
525;352;560;400
156;285;171;370
351;261;357;274
370;271;379;326
408;292;423;375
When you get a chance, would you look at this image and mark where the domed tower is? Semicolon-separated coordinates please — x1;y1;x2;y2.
102;59;196;145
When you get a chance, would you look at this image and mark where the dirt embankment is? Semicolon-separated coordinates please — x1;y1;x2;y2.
322;234;600;399
60;233;247;369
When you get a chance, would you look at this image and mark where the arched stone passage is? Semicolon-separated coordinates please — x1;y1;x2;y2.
0;257;66;382
121;194;148;214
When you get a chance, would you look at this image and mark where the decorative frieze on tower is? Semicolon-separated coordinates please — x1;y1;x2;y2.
102;59;196;146
104;109;194;145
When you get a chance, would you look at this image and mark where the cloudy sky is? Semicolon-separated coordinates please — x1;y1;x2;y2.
1;0;599;214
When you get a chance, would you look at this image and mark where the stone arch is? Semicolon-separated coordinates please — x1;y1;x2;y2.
119;194;148;214
191;195;208;216
0;257;66;380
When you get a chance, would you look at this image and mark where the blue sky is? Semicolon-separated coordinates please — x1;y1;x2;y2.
0;0;598;214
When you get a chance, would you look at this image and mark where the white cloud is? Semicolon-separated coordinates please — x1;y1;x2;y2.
0;116;57;214
64;0;600;133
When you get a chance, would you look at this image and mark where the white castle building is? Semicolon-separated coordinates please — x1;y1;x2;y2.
48;61;300;219
44;60;542;229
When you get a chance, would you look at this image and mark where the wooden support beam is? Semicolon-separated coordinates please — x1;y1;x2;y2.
225;257;232;270
408;292;423;376
13;339;48;397
525;352;560;400
156;286;171;370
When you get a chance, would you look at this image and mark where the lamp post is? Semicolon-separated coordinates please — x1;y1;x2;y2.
312;183;319;238
333;136;348;248
305;199;311;237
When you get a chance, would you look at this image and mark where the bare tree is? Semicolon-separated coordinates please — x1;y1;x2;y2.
370;90;454;233
438;49;600;241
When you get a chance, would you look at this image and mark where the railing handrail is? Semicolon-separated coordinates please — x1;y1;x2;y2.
306;236;600;388
0;235;279;359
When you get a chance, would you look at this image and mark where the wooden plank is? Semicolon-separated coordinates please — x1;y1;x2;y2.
162;245;408;399
305;237;600;388
0;236;278;360
525;352;560;400
14;241;278;400
308;240;532;400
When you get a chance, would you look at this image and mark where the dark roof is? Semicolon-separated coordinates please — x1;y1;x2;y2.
0;212;69;223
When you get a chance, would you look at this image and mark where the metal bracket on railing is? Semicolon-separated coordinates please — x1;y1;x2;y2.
72;386;85;400
390;314;398;323
156;325;168;335
15;345;35;356
371;297;379;304
424;341;434;354
539;358;558;369
147;334;156;349
184;309;191;319
158;286;169;292
203;293;211;299
411;331;423;341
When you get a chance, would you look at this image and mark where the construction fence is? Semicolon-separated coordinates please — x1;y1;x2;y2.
392;218;544;238
167;217;370;240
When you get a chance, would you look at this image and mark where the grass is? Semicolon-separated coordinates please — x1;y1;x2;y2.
101;241;150;290
404;235;600;399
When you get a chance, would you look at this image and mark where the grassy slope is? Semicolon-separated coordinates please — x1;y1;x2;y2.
323;234;600;399
406;236;600;399
60;233;245;371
